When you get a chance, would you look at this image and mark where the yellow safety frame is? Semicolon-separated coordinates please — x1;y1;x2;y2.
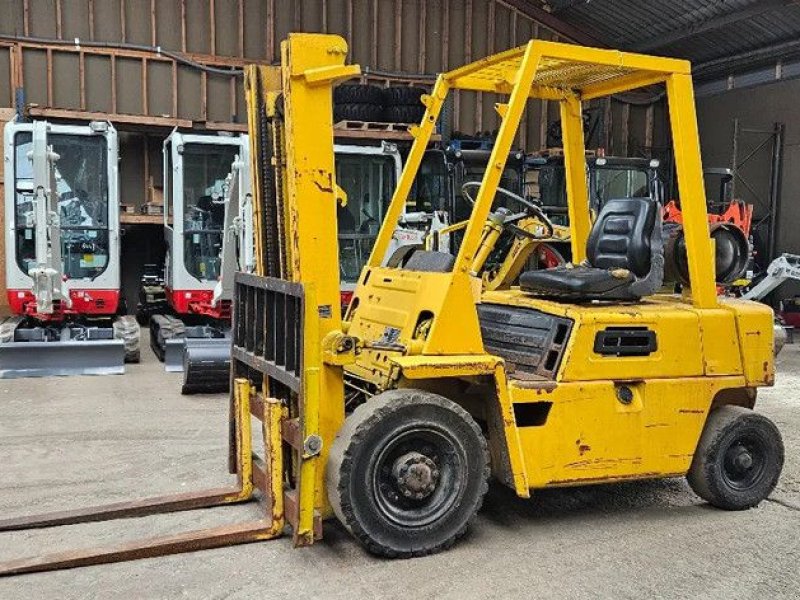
367;40;718;308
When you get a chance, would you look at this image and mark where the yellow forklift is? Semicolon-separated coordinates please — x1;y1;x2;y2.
0;34;782;573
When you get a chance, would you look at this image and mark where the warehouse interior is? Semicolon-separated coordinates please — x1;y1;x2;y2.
0;1;798;597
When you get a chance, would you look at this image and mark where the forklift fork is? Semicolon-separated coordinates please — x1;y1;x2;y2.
0;379;285;576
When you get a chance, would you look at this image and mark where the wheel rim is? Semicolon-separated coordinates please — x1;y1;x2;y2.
370;426;467;528
721;432;768;491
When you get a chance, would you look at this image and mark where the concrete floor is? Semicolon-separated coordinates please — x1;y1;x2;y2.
0;332;798;599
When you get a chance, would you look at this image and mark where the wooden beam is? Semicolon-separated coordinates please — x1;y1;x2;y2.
181;0;187;53
111;54;117;112
23;0;30;36
120;0;127;43
10;39;261;68
371;0;378;66
346;0;353;47
89;0;95;40
143;134;150;204
620;101;630;156
238;0;244;57
442;0;450;70
150;0;157;47
210;0;216;55
394;0;402;71
142;57;148;115
27;107;193;128
172;61;178;117
46;48;53;106
55;0;62;39
417;0;426;73
79;50;86;110
201;71;208;121
267;0;275;62
645;103;654;149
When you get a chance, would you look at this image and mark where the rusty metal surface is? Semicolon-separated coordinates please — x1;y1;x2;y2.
0;520;277;576
0;487;249;532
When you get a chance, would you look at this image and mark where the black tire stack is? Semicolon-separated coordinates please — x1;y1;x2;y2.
333;84;427;125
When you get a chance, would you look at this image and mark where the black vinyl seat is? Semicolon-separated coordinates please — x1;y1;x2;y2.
519;198;664;301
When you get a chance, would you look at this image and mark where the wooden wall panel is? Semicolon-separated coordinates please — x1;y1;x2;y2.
115;57;141;115
177;65;202;121
21;49;47;106
84;54;112;112
156;1;183;52
215;0;240;56
52;51;79;109
186;0;212;55
0;3;25;35
92;0;123;41
124;0;150;46
28;0;58;38
147;60;172;117
61;0;91;40
242;0;268;59
0;48;11;108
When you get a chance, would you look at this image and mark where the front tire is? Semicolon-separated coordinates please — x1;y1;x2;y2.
327;389;489;558
687;405;783;510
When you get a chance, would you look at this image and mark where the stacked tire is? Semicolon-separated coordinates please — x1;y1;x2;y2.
333;84;427;125
333;84;384;123
382;86;426;124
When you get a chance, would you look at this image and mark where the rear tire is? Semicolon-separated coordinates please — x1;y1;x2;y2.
327;389;489;558
687;406;783;510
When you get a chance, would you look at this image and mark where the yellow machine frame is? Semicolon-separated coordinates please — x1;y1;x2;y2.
342;40;774;498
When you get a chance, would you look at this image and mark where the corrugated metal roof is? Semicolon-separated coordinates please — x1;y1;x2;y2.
539;0;800;78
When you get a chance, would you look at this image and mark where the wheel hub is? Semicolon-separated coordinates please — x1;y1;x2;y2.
392;452;440;500
730;445;754;473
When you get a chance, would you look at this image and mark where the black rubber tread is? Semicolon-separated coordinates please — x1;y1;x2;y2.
327;389;489;558
333;102;384;123
113;316;141;363
149;314;185;362
334;84;385;105
687;405;784;510
382;86;426;106
383;104;425;125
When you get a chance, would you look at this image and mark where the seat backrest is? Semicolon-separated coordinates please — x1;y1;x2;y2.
586;198;657;277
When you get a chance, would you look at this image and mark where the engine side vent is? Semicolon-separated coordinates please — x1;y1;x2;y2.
477;303;573;379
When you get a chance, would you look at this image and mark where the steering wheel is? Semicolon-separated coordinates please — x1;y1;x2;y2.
461;181;554;239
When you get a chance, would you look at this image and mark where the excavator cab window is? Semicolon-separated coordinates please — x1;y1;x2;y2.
13;131;110;280
591;164;650;208
182;142;238;281
335;152;396;284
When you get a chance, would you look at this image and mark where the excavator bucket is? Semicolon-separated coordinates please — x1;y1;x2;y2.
0;337;125;378
163;338;186;372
